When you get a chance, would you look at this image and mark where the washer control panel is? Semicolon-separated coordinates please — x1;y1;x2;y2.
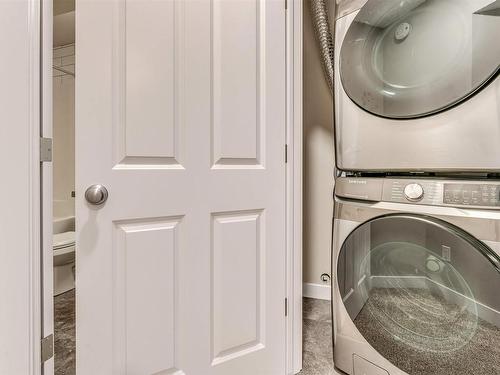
443;183;500;207
383;179;442;206
335;177;500;210
403;183;424;201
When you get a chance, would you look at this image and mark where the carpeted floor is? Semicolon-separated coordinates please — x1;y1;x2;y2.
54;294;336;375
54;289;75;375
354;288;500;375
302;297;336;375
55;291;500;375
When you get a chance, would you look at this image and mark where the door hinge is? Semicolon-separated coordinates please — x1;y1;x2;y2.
41;334;54;363
40;137;53;162
285;298;288;317
285;0;288;10
285;144;288;163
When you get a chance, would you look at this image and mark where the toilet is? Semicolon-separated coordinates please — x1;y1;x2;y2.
53;231;75;295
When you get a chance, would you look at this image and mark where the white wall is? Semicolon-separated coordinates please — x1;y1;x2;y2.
303;0;336;287
53;44;75;218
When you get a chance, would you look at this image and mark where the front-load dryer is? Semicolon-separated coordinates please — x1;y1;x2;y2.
334;0;500;172
332;176;500;375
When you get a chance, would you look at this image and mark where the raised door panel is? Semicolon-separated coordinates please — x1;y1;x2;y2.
113;218;184;375
212;0;264;167
116;0;184;167
211;210;265;365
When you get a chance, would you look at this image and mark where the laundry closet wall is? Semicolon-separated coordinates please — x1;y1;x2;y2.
303;0;335;295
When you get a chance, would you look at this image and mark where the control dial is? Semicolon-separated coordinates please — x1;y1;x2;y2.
404;183;424;202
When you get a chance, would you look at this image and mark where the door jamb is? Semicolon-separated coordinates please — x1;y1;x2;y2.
21;0;43;373
31;1;43;373
286;0;303;374
41;0;54;373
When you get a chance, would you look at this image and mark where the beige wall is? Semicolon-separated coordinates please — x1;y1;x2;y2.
53;44;75;218
303;0;336;285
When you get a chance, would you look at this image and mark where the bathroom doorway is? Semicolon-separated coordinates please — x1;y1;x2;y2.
52;1;75;374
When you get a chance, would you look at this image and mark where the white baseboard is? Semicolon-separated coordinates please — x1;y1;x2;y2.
303;282;331;300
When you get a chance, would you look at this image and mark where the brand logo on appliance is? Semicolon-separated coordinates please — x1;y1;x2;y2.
348;179;367;184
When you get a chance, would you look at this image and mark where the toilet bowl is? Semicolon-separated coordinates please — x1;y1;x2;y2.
53;231;75;296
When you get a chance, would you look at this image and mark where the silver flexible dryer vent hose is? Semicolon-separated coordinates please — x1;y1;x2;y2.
309;0;335;94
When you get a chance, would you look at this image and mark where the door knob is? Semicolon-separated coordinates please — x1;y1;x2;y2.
85;184;108;205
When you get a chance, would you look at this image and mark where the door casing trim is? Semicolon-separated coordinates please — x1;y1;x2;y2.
286;0;303;373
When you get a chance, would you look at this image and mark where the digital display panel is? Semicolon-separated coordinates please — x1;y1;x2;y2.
443;184;500;207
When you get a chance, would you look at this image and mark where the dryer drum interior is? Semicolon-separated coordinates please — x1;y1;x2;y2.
336;214;500;375
340;0;500;119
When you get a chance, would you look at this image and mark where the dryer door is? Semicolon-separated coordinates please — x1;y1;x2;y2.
339;0;500;119
335;214;500;375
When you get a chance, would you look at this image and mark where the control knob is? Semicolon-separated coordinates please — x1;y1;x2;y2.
404;183;424;202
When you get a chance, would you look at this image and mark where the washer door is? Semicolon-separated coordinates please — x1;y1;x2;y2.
336;214;500;375
340;0;500;119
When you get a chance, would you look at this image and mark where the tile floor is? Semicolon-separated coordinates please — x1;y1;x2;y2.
54;292;334;375
54;290;75;375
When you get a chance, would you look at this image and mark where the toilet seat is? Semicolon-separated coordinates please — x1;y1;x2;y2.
53;231;75;260
53;231;75;250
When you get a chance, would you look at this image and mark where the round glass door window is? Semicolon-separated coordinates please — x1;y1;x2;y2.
340;0;500;118
336;214;500;374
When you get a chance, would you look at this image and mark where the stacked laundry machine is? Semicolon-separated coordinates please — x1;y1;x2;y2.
331;1;500;374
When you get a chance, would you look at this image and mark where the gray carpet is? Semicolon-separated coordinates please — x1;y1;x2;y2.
53;295;335;375
54;291;499;375
302;297;336;375
354;288;500;375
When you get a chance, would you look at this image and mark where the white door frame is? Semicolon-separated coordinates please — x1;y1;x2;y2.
16;1;303;374
0;0;43;374
41;0;55;373
286;0;303;374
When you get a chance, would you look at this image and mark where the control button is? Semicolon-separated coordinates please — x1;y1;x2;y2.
404;183;424;202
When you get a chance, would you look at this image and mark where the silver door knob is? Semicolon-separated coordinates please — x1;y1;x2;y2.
85;184;108;205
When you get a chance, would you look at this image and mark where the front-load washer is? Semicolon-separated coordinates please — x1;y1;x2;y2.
332;176;500;375
334;0;500;172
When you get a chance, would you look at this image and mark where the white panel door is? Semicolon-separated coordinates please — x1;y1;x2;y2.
76;1;286;374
